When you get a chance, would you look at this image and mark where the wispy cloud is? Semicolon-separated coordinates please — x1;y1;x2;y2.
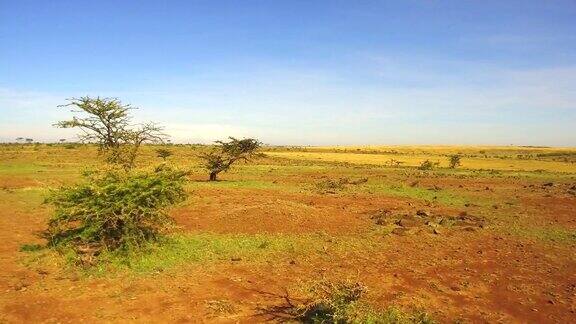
1;58;575;146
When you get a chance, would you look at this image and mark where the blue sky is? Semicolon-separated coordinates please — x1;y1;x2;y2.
1;0;575;145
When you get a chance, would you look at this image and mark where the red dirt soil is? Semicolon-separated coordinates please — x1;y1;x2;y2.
1;177;575;323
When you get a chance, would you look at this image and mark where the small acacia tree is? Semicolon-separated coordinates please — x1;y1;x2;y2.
200;137;262;181
56;97;166;169
156;148;172;161
448;154;462;169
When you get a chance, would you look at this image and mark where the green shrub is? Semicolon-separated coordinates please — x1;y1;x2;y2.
45;165;188;253
418;160;439;170
448;155;462;169
297;279;366;323
292;279;435;323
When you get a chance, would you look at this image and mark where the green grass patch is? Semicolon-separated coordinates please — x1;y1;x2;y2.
19;243;44;252
0;163;48;174
188;179;296;191
0;188;48;211
92;233;320;274
22;232;386;276
505;224;576;244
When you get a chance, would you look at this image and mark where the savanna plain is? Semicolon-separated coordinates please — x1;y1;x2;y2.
1;144;575;323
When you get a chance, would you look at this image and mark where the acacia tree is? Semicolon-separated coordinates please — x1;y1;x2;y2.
200;137;262;181
55;97;166;169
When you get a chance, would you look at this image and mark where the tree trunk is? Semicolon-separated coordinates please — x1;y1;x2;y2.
209;171;218;181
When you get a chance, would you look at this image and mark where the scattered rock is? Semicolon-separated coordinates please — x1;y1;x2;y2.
416;210;431;217
371;209;392;225
396;216;424;228
543;182;554;187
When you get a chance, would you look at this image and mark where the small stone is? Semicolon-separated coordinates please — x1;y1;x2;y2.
416;210;431;217
396;216;424;228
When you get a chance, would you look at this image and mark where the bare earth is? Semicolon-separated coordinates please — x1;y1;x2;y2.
1;145;575;323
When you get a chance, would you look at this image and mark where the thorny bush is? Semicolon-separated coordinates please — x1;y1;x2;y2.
45;165;188;254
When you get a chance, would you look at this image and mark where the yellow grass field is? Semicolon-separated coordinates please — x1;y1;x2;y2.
265;145;576;172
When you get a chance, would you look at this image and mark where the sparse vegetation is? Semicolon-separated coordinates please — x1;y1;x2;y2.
4;2;576;321
4;143;576;322
316;177;368;193
287;279;435;323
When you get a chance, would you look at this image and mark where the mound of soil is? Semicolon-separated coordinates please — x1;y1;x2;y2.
371;209;486;235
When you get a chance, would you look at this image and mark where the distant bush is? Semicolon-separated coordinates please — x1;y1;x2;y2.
156;148;173;161
448;154;462;169
45;165;188;256
418;160;439;170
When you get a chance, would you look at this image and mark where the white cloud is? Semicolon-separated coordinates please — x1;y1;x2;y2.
0;60;574;146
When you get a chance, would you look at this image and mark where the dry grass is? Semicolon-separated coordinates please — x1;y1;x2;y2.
265;149;576;172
